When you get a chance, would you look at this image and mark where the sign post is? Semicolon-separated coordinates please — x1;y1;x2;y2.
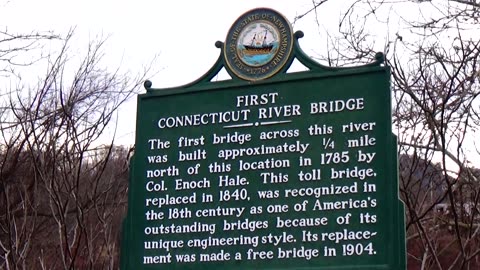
121;8;406;270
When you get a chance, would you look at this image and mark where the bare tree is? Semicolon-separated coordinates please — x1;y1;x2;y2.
0;29;59;77
298;0;480;268
0;29;150;269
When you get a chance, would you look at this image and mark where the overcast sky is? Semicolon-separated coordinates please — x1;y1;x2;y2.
0;0;365;145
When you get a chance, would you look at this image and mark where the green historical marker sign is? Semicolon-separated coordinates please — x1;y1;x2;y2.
121;8;406;270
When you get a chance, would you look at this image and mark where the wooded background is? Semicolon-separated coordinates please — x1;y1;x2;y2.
1;1;480;269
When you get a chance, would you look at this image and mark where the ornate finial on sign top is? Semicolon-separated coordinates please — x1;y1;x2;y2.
294;31;304;39
215;41;223;48
374;52;385;65
144;80;152;90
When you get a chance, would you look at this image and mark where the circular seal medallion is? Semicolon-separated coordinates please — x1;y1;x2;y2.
224;8;293;81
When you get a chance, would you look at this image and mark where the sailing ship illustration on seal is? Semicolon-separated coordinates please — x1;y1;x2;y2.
243;30;274;55
237;23;279;67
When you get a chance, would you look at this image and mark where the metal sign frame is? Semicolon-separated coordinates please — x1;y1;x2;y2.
121;8;406;270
